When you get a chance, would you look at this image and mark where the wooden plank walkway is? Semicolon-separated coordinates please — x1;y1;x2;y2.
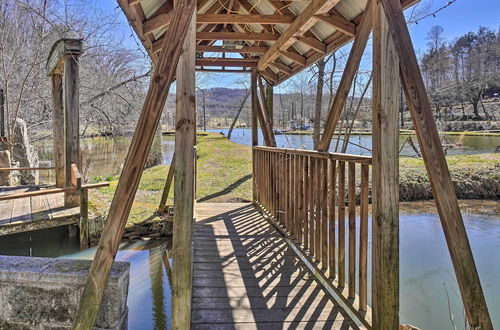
193;203;360;329
0;186;79;236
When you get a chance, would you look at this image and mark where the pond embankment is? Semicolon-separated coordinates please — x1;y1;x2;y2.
85;132;498;241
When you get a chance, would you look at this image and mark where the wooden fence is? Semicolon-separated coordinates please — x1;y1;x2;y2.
253;146;372;326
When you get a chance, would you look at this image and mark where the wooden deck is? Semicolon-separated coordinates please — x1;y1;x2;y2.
0;186;79;236
193;203;360;329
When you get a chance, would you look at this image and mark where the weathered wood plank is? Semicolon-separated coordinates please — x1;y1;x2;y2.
71;0;197;327
193;203;358;329
371;2;400;328
381;0;492;327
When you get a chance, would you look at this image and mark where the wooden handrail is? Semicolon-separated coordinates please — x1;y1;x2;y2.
0;182;109;202
0;167;55;171
253;146;372;164
0;187;76;201
253;147;372;327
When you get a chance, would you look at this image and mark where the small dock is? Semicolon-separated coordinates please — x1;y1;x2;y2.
0;186;79;236
193;203;360;329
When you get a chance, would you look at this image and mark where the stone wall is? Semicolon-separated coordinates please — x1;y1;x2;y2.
0;256;129;329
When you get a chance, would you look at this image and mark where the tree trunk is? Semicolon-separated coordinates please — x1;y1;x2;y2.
227;89;250;140
313;59;326;149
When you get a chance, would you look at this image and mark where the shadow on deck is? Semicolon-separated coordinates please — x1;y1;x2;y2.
0;185;79;236
193;203;360;329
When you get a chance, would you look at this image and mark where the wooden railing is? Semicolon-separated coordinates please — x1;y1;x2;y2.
0;163;109;247
253;146;372;327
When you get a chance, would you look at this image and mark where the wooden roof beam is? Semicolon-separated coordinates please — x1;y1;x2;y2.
153;32;278;52
196;68;252;73
268;61;292;75
277;51;306;66
145;14;294;36
258;0;341;71
197;45;268;53
315;13;355;37
196;58;258;67
198;14;295;24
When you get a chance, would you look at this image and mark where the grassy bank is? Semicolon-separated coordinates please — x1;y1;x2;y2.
87;132;498;236
87;132;252;236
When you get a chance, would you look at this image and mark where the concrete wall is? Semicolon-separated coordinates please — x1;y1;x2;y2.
0;255;129;329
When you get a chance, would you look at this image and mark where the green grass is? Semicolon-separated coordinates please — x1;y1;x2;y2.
88;132;252;229
88;132;498;230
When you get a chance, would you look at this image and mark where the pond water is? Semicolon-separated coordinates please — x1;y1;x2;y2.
33;128;498;179
211;128;500;157
0;200;498;329
35;135;176;179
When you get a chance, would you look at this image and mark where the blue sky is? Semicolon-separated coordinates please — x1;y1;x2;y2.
91;0;499;89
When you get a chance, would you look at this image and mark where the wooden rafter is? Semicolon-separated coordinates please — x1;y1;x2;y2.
315;13;355;36
257;0;341;71
196;45;268;53
196;58;258;67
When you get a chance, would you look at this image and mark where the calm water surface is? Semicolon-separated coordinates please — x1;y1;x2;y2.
0;201;498;329
34;129;498;179
211;128;500;156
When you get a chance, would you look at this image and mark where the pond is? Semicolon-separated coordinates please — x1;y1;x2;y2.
35;135;176;179
0;200;498;329
210;128;500;157
33;128;498;179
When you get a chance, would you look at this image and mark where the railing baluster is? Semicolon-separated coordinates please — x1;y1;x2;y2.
321;158;328;270
303;156;310;250
348;161;356;299
338;160;346;287
359;164;369;311
329;159;337;278
252;147;372;327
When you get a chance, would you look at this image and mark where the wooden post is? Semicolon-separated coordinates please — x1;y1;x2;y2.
317;1;372;151
64;54;81;206
79;188;89;248
158;153;176;213
251;71;259;147
371;1;400;328
172;7;196;329
71;1;196;327
51;74;65;187
380;0;492;327
251;71;258;203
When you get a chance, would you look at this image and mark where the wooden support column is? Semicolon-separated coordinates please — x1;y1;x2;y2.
51;74;65;187
172;7;196;329
251;72;259;147
251;71;258;203
71;1;197;327
380;0;492;328
371;1;400;328
64;53;81;206
317;2;372;151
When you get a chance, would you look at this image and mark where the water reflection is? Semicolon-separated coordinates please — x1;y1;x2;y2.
211;128;500;157
0;229;173;330
0;200;498;329
35;135;175;178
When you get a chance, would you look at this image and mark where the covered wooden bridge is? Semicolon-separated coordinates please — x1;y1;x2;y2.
71;0;493;329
